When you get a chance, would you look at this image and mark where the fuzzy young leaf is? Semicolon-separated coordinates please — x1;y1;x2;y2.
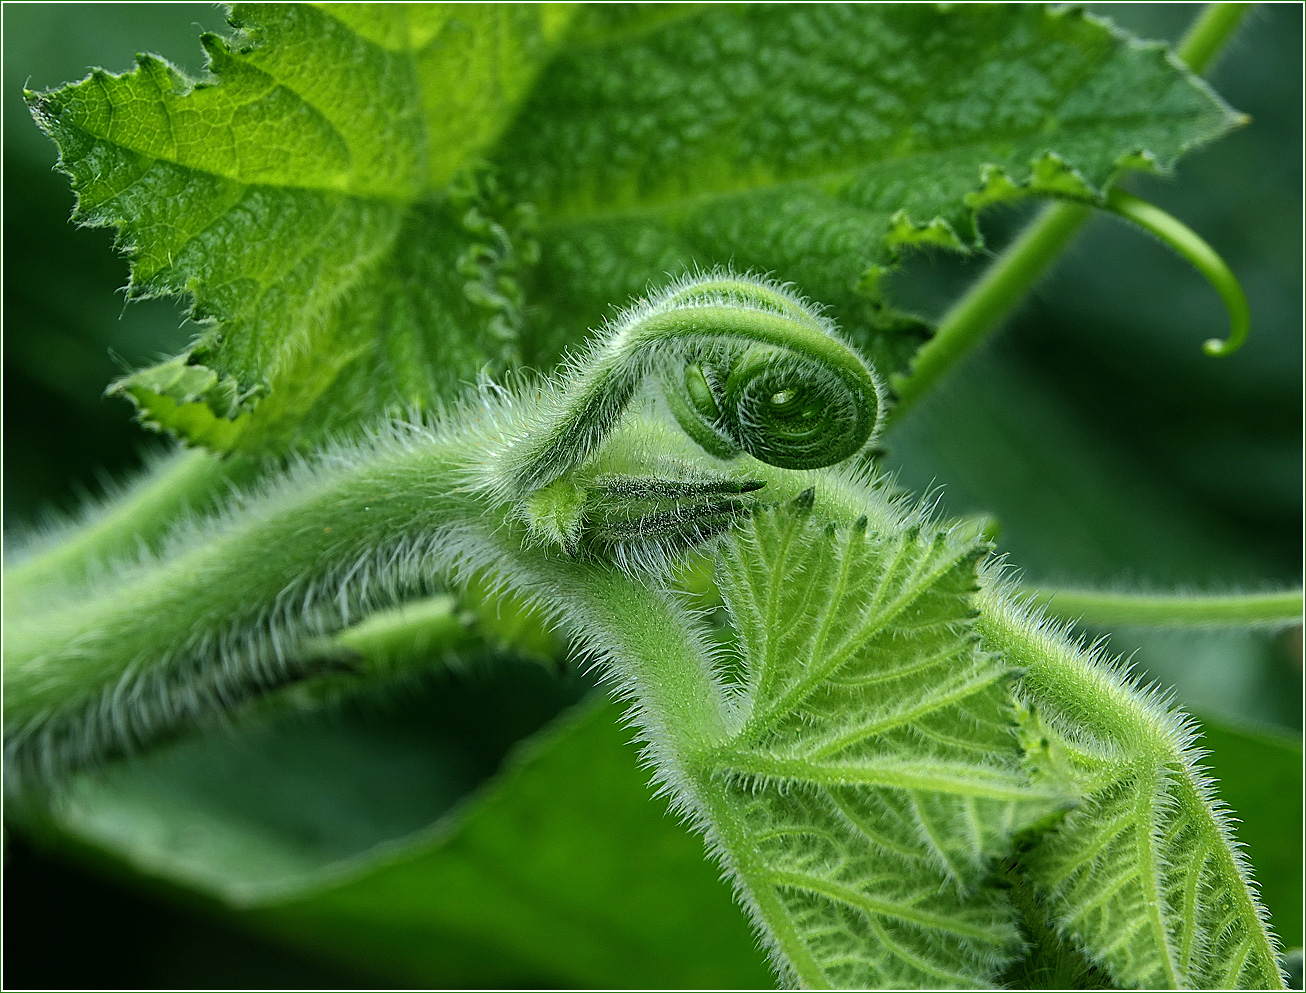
26;3;571;454
986;601;1286;990
686;501;1071;988
495;4;1242;374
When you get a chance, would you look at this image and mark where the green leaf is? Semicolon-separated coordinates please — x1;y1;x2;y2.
39;670;769;987
107;353;258;450
494;4;1241;374
883;348;1271;585
28;5;1239;451
690;500;1071;987
253;697;772;988
48;657;586;901
989;607;1286;989
26;3;572;454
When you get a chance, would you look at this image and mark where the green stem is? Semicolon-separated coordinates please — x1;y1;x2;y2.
4;433;480;779
887;2;1252;422
5;448;254;596
889;202;1089;415
10;274;855;780
1175;3;1254;73
1019;585;1302;629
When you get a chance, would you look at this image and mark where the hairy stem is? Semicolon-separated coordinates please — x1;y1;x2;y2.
4;273;861;782
5;448;253;595
1019;585;1303;629
887;2;1252;422
4;431;479;778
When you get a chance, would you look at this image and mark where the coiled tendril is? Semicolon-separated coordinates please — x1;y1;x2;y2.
500;272;884;497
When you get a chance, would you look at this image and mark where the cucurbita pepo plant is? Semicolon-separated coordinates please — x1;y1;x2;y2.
4;3;1300;989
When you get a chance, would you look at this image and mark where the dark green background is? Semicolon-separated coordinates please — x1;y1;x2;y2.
4;4;1301;988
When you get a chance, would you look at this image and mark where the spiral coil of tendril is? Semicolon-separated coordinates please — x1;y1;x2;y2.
501;272;884;497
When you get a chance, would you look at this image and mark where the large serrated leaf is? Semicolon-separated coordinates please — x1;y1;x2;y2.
29;5;1240;454
691;501;1071;988
493;4;1241;375
26;3;571;454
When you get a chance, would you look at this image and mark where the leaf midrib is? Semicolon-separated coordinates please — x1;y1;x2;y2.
740;538;977;746
708;750;1058;803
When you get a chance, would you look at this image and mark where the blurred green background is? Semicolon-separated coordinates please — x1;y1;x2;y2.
3;3;1300;988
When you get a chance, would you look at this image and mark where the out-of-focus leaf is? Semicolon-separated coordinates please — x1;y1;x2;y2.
251;697;771;988
42;672;768;988
48;658;591;900
883;347;1265;585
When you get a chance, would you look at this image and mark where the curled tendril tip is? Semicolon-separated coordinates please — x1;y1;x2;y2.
1103;188;1250;356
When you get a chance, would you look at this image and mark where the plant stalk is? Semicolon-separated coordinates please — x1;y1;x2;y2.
5;448;253;596
1019;586;1303;630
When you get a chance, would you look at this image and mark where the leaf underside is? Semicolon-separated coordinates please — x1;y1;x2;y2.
1018;695;1285;989
48;688;772;989
28;3;1239;455
693;502;1070;988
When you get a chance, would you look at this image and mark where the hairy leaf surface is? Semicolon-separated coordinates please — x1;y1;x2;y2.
1198;716;1303;948
27;3;571;453
493;4;1241;373
29;4;1240;454
988;605;1286;989
686;500;1071;987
